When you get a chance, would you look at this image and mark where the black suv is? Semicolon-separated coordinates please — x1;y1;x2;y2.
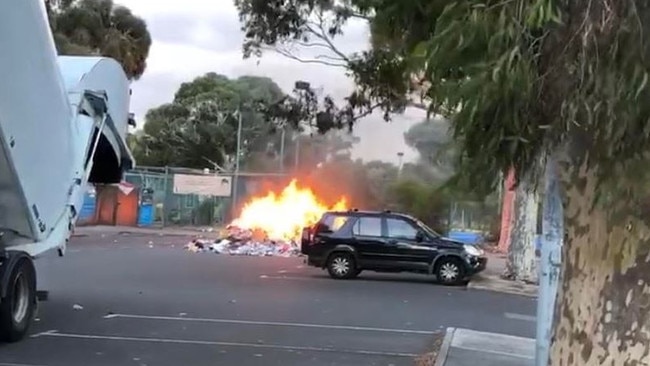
301;210;487;285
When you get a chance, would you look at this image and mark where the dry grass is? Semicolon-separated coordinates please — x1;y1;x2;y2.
414;330;445;366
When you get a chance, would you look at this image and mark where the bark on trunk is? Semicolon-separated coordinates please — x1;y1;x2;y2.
504;176;540;283
549;160;650;365
498;168;516;252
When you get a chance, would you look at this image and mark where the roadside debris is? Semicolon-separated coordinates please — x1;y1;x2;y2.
72;304;84;310
184;225;301;257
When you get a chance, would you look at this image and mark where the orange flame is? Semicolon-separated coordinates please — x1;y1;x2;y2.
230;179;348;241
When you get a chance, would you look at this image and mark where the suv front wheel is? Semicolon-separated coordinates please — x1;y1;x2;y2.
435;257;465;286
326;252;359;280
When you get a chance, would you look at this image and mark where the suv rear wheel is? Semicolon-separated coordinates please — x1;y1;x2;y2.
326;252;359;280
435;257;465;286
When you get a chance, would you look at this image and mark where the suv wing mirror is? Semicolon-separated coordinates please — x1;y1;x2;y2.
415;231;425;242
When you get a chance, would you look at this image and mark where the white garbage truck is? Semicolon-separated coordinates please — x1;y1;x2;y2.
0;1;135;341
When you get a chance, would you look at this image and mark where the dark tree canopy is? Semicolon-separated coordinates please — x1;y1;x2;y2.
47;0;152;80
132;73;294;170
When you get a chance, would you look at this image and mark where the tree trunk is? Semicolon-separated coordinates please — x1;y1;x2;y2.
498;168;516;252
504;176;540;283
549;160;650;365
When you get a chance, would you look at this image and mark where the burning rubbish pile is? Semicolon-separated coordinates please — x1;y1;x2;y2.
185;226;300;256
185;179;347;257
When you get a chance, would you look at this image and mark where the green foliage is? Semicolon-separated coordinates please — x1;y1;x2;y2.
389;179;449;233
47;0;152;80
236;0;650;195
132;73;299;170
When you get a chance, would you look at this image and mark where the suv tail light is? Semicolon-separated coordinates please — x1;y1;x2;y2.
301;227;311;242
300;226;313;254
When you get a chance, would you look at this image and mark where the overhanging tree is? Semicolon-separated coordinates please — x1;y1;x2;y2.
134;73;296;170
236;0;650;363
47;0;152;80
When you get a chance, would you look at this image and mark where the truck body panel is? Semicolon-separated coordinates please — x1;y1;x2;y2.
0;0;133;255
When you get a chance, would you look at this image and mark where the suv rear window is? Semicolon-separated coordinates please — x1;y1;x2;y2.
316;213;350;234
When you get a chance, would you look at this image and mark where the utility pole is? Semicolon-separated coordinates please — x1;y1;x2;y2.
231;109;242;220
397;151;404;177
291;80;310;174
294;134;300;171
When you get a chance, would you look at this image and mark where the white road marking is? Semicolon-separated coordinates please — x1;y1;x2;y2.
36;330;418;358
103;313;436;335
504;312;536;322
31;329;59;338
0;363;50;366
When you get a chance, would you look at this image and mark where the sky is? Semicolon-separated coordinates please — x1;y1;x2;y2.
115;0;423;165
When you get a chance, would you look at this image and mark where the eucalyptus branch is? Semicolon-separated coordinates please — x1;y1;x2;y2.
311;11;351;63
349;102;383;121
269;44;348;67
294;41;336;49
267;9;353;69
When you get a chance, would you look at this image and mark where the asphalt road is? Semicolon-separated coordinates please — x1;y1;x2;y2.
0;233;536;366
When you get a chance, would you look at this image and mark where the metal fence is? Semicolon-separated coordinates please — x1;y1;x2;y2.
124;166;287;227
123;165;500;233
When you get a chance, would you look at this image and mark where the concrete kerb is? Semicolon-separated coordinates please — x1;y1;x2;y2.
468;274;538;298
434;327;456;366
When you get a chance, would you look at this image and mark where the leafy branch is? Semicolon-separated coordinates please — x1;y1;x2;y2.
259;7;352;68
236;0;432;122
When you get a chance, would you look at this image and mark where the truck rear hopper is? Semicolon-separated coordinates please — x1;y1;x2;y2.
0;0;134;341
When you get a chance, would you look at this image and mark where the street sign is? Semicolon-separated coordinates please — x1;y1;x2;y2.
172;174;232;197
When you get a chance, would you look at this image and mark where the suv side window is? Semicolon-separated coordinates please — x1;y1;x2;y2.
317;213;350;234
352;216;382;237
386;218;419;240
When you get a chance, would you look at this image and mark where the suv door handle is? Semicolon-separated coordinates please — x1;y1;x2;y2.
386;239;398;246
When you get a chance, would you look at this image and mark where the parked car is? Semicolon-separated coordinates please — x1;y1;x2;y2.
301;209;487;285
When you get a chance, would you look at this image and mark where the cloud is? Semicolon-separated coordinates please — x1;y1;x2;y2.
116;0;419;164
143;14;243;53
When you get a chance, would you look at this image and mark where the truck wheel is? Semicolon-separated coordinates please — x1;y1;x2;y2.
0;257;36;342
326;252;358;280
